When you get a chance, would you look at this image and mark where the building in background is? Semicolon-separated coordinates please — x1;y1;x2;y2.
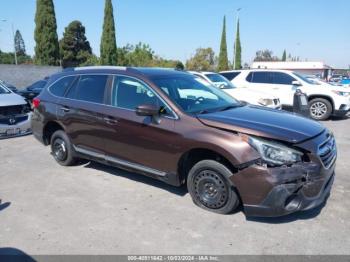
250;61;333;79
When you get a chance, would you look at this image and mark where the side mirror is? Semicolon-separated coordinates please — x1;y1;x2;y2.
292;80;302;86
136;104;159;117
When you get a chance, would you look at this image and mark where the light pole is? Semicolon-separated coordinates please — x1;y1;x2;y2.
1;19;18;65
233;8;241;69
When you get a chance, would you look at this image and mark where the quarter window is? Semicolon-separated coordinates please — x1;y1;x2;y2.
49;76;76;97
66;75;108;104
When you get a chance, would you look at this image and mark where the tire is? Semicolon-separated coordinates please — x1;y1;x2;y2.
50;130;77;166
309;98;332;121
187;160;240;214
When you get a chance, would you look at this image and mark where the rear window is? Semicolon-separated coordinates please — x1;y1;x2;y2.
49;76;76;97
66;75;108;104
220;72;241;81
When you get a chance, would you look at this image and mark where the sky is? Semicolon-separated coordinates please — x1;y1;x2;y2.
0;0;349;68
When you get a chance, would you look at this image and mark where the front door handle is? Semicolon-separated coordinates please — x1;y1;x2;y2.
60;106;70;112
103;117;118;125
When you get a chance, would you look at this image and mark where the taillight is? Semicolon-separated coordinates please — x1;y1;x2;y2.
32;98;41;108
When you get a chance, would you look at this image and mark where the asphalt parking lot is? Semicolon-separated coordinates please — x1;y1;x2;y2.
1;116;350;255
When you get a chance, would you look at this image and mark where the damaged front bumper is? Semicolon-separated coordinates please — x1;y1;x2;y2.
0;113;32;139
231;160;336;217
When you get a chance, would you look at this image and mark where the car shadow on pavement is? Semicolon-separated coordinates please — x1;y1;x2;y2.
246;195;328;224
0;248;35;262
0;201;11;212
329;115;349;121
84;161;188;197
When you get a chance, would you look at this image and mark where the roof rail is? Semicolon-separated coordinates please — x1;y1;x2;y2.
74;66;128;71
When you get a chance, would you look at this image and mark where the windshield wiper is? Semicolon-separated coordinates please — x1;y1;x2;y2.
217;104;242;112
195;109;211;115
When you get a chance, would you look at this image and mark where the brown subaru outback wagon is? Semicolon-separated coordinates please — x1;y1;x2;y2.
31;66;336;217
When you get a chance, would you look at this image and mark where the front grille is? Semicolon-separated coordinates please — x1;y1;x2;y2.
318;133;337;169
0;105;25;116
0;114;28;125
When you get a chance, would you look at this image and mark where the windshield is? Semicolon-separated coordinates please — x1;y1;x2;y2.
205;73;235;89
153;75;241;114
0;85;11;94
293;72;318;85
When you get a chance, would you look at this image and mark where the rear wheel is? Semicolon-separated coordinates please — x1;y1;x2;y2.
187;160;240;214
50;130;77;166
309;98;332;120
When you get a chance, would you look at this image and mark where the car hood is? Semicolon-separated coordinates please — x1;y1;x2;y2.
0;93;27;106
197;105;325;143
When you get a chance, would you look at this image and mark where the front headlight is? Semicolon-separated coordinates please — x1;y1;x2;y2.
248;136;303;166
258;98;273;106
332;90;350;97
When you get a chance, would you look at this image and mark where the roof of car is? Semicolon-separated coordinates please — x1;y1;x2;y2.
220;69;296;74
62;66;190;78
188;71;219;75
134;67;191;77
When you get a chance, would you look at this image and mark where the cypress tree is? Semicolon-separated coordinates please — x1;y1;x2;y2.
14;30;26;56
217;16;229;71
234;19;242;69
34;0;60;65
100;0;117;65
60;21;92;68
282;49;287;61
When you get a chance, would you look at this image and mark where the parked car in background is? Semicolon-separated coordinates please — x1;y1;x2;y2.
0;84;32;138
17;79;48;104
341;78;350;87
231;69;350;120
329;74;344;83
32;66;335;217
0;80;18;93
189;71;281;109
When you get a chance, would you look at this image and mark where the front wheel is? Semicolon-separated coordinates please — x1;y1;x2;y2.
187;160;240;214
309;98;332;121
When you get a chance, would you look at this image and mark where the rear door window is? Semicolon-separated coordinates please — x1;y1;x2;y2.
249;72;273;84
66;75;108;104
49;76;76;97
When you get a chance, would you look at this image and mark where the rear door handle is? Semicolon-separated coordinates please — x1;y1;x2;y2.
103;116;118;125
60;106;70;112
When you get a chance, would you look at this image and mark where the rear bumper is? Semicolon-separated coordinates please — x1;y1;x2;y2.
0;113;32;139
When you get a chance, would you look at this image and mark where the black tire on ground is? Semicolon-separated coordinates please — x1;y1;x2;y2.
50;130;77;166
187;160;240;214
309;98;332;121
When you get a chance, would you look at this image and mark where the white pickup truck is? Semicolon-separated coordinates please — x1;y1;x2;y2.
222;69;350;120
